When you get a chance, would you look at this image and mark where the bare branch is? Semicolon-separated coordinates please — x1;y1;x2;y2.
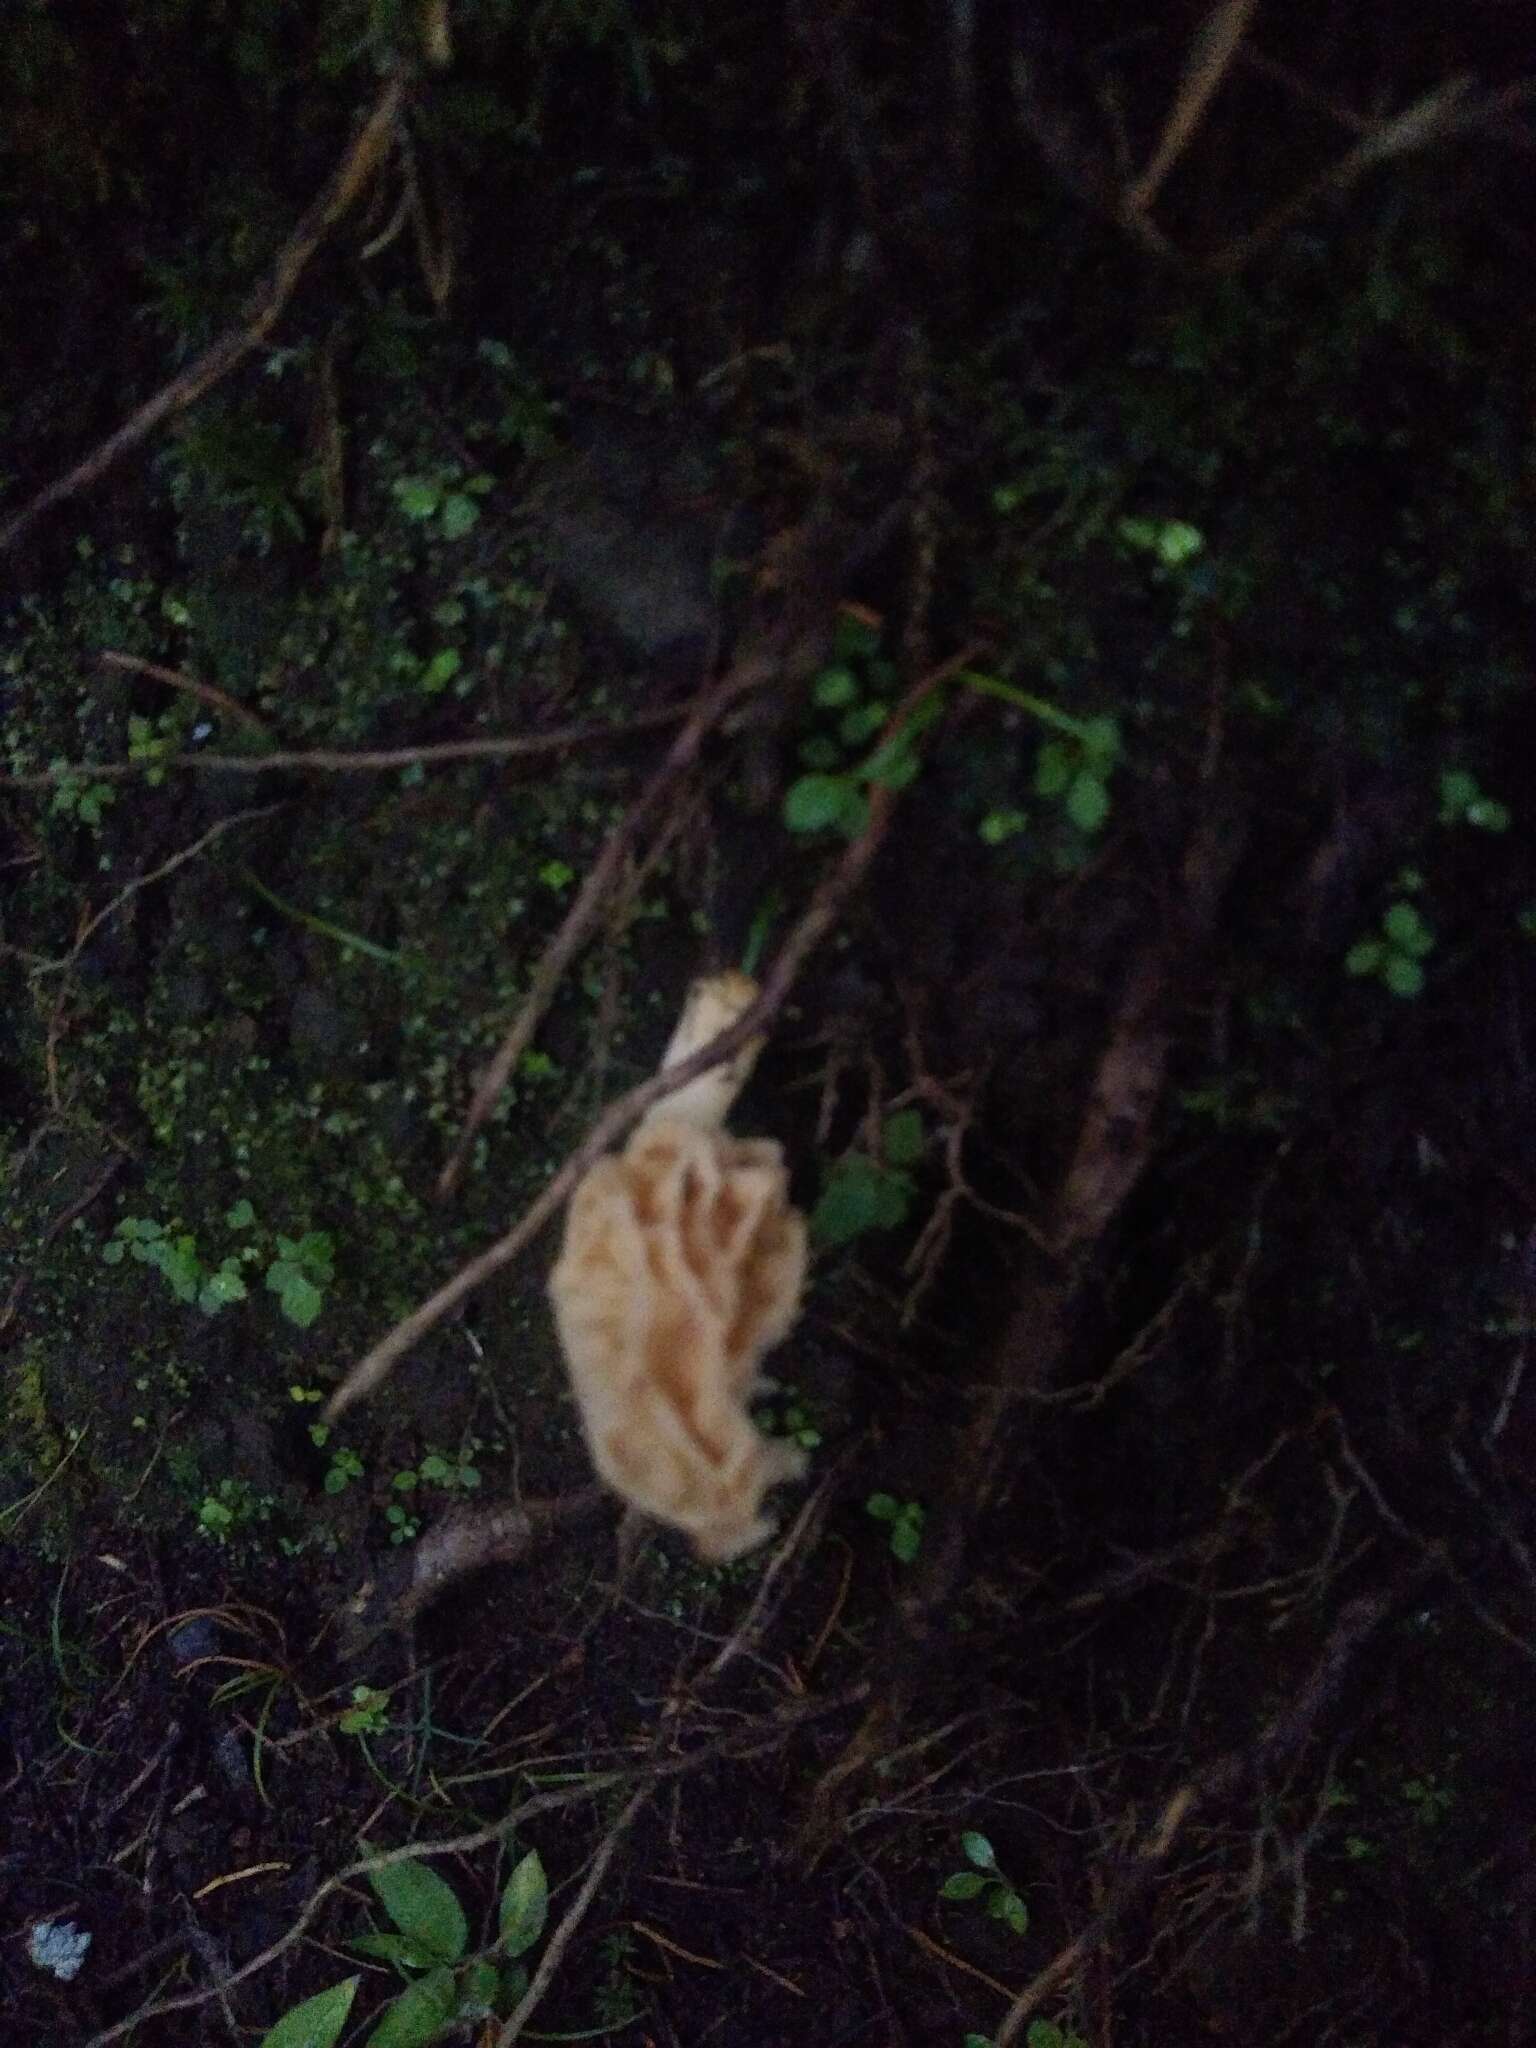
1124;0;1260;218
0;74;406;552
0;709;686;791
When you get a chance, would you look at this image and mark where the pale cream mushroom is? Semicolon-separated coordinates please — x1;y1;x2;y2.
549;973;809;1561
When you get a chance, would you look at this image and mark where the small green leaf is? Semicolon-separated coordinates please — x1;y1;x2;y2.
1065;773;1109;833
1080;715;1120;765
813;665;859;709
811;1159;879;1248
866;1493;900;1522
874;1170;916;1230
860;732;921;791
1466;798;1510;832
225;1198;257;1229
1155;519;1204;566
784;773;854;835
420;649;462;694
439;492;480;539
883;1109;925;1168
294;1232;335;1277
198;1266;249;1313
273;1271;324;1327
993;1888;1029;1935
890;1516;922;1563
839;701;888;746
258;1977;360;2048
1438;769;1479;815
961;1830;997;1871
979;807;1028;846
498;1849;549;1958
831;783;871;838
364;1965;458;2047
1026;2026;1065;2048
1345;940;1385;976
1034;741;1074;799
459;1959;500;2016
102;1240;126;1265
1383;956;1425;999
940;1871;988;1900
368;1859;468;1966
964;2035;996;2048
393;480;440;521
1382;903;1433;955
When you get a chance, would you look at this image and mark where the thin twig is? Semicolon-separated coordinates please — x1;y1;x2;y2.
493;1787;651;2045
97;652;272;736
0;708;687;791
992;1578;1417;2046
704;1451;850;1680
435;657;774;1199
0;74;406;552
1209;74;1477;272
325;645;981;1423
84;1687;864;2047
28;804;284;978
1123;0;1259;217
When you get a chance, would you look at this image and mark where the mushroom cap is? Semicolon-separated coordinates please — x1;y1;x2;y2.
549;1110;807;1557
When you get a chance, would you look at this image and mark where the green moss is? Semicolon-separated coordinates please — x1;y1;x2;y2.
0;406;667;1556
